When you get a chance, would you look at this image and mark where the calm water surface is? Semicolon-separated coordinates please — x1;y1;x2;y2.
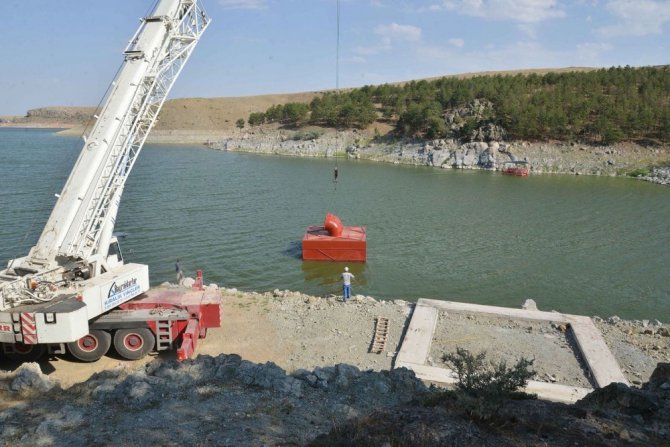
1;128;668;321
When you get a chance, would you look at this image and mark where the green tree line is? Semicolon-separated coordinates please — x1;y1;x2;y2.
245;66;669;144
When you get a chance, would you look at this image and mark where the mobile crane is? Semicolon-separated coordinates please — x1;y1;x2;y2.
0;0;221;362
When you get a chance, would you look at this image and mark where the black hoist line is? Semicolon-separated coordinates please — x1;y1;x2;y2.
333;0;341;192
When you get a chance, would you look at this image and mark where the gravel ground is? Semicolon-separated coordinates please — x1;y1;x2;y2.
429;312;594;388
264;291;410;373
595;317;670;385
194;287;413;377
214;288;668;389
1;286;668;391
1;287;670;446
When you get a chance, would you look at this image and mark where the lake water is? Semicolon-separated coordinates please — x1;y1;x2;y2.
1;128;669;321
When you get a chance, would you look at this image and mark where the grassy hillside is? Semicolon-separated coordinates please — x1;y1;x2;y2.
154;92;319;132
245;65;670;145
2;67;598;132
5;66;668;147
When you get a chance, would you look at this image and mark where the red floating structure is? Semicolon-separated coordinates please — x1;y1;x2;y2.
302;213;366;262
502;160;529;176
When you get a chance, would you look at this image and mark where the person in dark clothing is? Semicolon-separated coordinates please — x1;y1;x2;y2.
176;259;184;285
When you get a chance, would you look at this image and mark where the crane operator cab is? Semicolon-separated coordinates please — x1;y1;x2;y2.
106;235;125;270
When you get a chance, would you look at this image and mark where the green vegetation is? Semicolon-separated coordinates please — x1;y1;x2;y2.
249;66;670;144
427;348;536;421
251;102;310;128
309;91;377;129
444;348;535;396
289;130;322;141
248;111;265;126
627;167;651;177
235;118;245;130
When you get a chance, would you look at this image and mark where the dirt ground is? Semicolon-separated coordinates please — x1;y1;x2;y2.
10;289;410;389
2;286;667;393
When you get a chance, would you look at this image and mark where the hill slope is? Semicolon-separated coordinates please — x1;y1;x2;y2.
1;67;600;133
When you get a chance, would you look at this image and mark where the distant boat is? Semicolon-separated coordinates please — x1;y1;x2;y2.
502;160;529;176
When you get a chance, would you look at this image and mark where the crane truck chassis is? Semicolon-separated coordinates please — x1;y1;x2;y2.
3;280;222;363
0;0;222;363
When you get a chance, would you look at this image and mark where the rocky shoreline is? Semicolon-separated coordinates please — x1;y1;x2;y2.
3;118;668;185
212;129;670;186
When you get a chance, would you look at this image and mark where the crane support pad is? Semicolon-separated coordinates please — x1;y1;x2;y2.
177;318;200;361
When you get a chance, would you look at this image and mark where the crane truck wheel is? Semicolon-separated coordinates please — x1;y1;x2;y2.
3;342;46;362
67;330;112;362
113;328;155;360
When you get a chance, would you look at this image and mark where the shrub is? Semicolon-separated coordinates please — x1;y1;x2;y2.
290;130;322;141
438;347;536;421
283;103;310;127
444;347;535;396
627;167;650;177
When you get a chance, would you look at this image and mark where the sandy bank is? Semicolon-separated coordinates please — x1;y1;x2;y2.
2;286;666;390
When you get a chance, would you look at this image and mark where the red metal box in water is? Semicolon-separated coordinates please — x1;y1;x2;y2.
302;225;366;261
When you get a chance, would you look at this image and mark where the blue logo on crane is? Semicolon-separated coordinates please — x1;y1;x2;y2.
104;278;141;310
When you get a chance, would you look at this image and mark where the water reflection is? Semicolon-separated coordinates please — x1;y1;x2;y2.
301;261;368;290
282;240;303;260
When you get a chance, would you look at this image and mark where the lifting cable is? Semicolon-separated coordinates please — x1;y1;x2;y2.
332;0;341;191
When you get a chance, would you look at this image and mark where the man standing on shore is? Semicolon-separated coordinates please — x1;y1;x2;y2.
341;266;355;302
176;259;184;285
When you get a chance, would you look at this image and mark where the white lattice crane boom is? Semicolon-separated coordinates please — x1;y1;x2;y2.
30;0;209;271
0;0;210;350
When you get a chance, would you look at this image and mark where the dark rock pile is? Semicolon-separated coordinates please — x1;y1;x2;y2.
0;355;426;446
1;356;669;446
313;363;670;446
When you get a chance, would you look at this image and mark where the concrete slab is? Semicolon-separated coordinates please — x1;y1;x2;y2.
394;362;591;404
419;299;572;323
394;298;629;403
525;380;592;403
396;303;438;365
570;316;629;387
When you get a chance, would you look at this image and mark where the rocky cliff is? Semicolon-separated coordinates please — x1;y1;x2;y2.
214;129;670;185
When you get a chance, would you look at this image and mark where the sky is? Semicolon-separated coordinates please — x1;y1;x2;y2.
1;0;668;115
